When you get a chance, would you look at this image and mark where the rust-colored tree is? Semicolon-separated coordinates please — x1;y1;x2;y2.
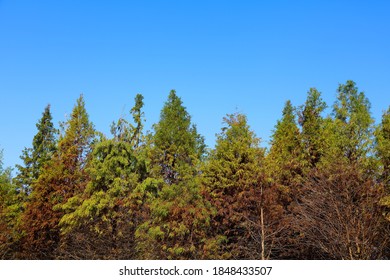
202;113;284;259
58;94;147;259
21;95;96;259
297;161;390;259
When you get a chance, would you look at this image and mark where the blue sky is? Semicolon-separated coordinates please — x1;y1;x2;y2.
1;0;389;169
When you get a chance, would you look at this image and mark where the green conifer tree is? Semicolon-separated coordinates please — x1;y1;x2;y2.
376;107;390;185
59;94;147;259
136;90;209;259
202;113;280;259
0;150;23;259
21;95;96;259
265;100;307;259
149;90;205;185
298;88;327;167
14;105;57;195
332;80;374;164
376;107;390;222
266;100;304;195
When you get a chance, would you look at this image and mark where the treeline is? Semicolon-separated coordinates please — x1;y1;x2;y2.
1;80;390;260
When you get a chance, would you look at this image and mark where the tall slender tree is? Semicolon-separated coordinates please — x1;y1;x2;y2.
21;95;96;259
14;105;57;195
376;107;390;222
202;113;281;259
149;90;205;185
376;107;390;185
59;94;147;259
298;88;327;167
265;100;307;259
332;80;374;164
266;100;304;202
136;90;209;259
0;150;23;259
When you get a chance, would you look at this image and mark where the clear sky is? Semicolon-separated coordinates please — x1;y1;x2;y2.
1;0;389;169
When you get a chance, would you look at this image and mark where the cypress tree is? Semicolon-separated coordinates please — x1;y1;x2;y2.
136;90;209;259
298;88;327;167
149;90;205;185
376;107;390;185
59;94;146;259
202;113;280;259
0;150;23;259
21;95;96;259
14;105;57;195
376;107;390;223
332;80;374;164
265;100;307;259
266;100;304;194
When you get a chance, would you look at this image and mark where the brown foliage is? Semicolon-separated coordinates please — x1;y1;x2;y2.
296;162;390;259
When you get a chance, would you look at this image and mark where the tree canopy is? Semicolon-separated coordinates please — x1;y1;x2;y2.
1;82;389;260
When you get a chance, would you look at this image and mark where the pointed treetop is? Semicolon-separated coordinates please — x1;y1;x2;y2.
298;88;327;127
333;80;372;125
331;81;374;162
15;104;57;193
283;100;294;117
218;113;260;148
151;90;205;184
154;89;203;155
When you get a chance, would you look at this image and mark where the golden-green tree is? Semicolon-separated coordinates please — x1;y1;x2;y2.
0;150;23;259
58;94;147;259
21;95;96;259
329;80;375;166
202;113;282;259
136;90;210;260
298;88;327;167
376;107;390;223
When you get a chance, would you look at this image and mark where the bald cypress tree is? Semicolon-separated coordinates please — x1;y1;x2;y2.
298;88;327;167
0;150;23;259
331;80;374;165
21;95;96;259
376;107;390;184
376;107;390;224
149;90;205;185
201;113;281;259
265;100;307;258
266;100;305;195
136;90;209;259
58;94;147;259
15;105;57;195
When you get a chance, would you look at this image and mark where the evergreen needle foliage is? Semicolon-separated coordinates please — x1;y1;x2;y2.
1;82;389;260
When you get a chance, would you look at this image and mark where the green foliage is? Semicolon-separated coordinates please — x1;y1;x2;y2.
136;180;212;259
136;90;209;259
202;113;266;259
150;90;206;185
21;94;96;259
376;107;390;220
14;105;57;195
376;107;390;184
2;82;389;260
59;140;138;231
298;88;327;167
0;151;24;259
267;100;305;190
57;94;147;259
111;94;145;149
331;80;374;163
